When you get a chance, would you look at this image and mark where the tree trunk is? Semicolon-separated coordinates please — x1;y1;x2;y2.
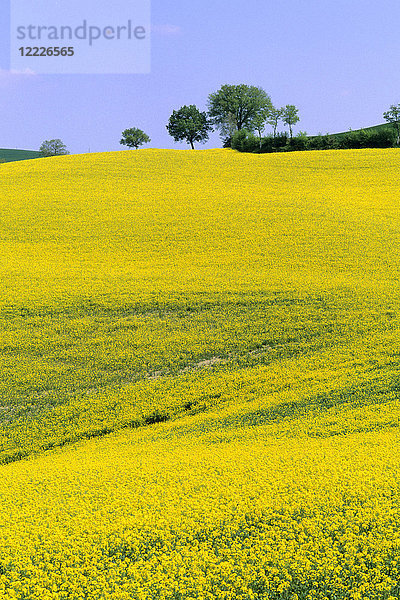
190;140;194;149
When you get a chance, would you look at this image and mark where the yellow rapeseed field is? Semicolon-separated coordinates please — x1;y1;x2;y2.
0;148;400;598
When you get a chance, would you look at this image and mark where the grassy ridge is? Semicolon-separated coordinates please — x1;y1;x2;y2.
0;148;42;162
305;121;394;139
330;121;393;138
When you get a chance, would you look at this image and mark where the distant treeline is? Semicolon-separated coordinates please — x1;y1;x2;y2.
229;127;397;153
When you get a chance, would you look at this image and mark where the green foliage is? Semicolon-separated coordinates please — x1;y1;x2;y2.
207;84;273;138
307;128;396;151
368;127;396;147
166;104;213;149
218;111;239;144
39;139;69;157
252;107;272;146
307;134;340;150
237;132;289;153
287;131;308;151
120;127;151;149
325;133;341;149
234;124;396;154
281;105;300;139
383;104;400;144
231;129;258;152
259;134;275;153
340;129;374;149
266;107;284;138
272;132;290;150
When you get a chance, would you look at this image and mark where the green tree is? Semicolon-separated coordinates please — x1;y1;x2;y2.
383;104;400;145
252;107;271;148
282;105;300;139
207;84;273;139
267;107;284;139
219;112;238;147
231;129;258;152
166;105;213;149
39;139;69;157
120;128;151;149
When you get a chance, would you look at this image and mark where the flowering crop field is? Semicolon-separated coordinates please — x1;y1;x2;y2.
1;148;400;598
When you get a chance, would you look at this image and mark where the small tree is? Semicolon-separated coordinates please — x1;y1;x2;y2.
282;105;300;140
39;139;69;157
252;107;271;148
267;107;284;139
383;104;400;145
219;111;238;148
166;105;213;149
120;128;150;149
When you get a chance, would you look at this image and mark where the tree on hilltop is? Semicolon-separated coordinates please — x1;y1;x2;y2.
39;139;69;157
252;106;272;148
120;128;151;149
219;111;238;147
166;105;213;149
267;107;284;139
207;84;273;140
383;104;400;145
282;105;300;140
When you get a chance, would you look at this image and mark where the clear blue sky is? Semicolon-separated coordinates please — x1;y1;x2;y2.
1;0;400;153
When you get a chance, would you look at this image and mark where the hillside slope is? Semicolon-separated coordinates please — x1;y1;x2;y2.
0;148;400;597
330;121;394;138
0;148;42;162
0;147;398;458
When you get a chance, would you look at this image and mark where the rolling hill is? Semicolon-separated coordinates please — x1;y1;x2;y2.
326;121;394;138
0;148;42;162
0;148;400;598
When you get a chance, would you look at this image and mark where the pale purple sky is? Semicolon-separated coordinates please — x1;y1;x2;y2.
1;0;400;153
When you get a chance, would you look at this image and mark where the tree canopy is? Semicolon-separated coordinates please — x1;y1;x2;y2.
166;105;213;149
282;105;300;139
207;84;273;138
39;139;69;157
383;104;400;145
120;128;151;149
266;107;284;138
